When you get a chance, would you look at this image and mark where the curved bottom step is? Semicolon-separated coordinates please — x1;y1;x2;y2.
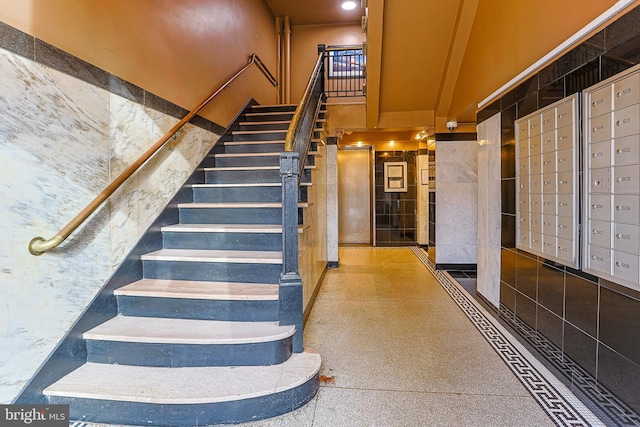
44;348;321;426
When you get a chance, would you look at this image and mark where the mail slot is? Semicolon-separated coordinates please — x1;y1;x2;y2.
589;85;611;118
542;110;556;132
529;116;542;137
590;220;611;248
529;154;542;175
557;147;573;172
557;125;574;150
613;104;640;138
543;194;557;215
613;223;639;255
518;177;529;193
590;167;611;193
557;217;573;240
530;213;543;233
590;113;612;143
556;101;574;128
613;164;640;194
543;235;557;257
590;140;611;169
518;139;529;158
557;194;573;217
557;171;573;194
613;134;640;166
517;122;529;140
542;151;556;174
529;175;542;195
557;237;574;263
613;194;640;224
518;193;530;213
588;244;611;275
529;134;542;156
542;214;557;235
518;156;530;175
613;72;640;110
519;231;530;247
519;211;530;231
542;172;556;194
530;231;543;251
541;130;556;153
589;194;611;221
530;193;542;213
613;250;639;283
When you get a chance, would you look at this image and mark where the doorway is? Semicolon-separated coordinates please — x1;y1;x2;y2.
338;148;372;244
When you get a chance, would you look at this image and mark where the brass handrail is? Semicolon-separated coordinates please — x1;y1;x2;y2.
284;52;324;152
29;54;277;255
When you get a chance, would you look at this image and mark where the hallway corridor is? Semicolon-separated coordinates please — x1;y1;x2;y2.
238;247;603;427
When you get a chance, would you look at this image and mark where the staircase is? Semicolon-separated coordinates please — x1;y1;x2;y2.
42;104;323;426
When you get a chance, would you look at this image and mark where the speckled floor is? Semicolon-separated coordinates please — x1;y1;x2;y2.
74;247;605;427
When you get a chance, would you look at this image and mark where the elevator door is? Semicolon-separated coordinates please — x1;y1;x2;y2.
338;148;371;244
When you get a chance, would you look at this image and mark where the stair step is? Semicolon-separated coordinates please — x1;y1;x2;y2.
141;249;282;264
114;279;278;301
84;317;294;344
162;223;305;234
179;202;309;209
45;349;321;425
178;201;308;225
115;279;280;321
188;182;311;188
83;317;295;367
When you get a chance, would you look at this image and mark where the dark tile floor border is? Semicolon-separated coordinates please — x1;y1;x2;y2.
410;247;605;427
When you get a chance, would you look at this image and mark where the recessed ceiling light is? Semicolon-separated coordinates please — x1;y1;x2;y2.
342;1;357;10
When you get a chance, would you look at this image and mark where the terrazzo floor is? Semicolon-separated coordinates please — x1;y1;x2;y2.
74;247;605;426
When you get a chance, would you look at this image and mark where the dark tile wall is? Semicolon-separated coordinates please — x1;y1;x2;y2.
428;148;436;260
479;5;640;414
374;151;417;246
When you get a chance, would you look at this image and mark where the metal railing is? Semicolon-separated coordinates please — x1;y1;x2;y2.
278;50;326;353
322;44;366;98
29;54;277;255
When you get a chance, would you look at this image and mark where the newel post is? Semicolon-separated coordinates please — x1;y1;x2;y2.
279;152;303;352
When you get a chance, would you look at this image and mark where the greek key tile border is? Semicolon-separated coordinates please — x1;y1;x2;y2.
410;247;605;427
498;303;640;426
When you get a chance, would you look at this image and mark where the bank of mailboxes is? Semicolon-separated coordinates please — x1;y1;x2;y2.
515;64;640;292
516;94;580;268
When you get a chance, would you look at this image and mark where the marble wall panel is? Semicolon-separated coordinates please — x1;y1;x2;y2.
435;139;478;264
0;47;220;403
326;145;339;264
477;113;502;307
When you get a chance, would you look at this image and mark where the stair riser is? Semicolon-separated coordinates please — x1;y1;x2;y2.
215;156;280;168
243;113;294;122
117;296;279;321
251;105;298;113
205;169;311;184
206;169;280;184
214;155;316;168
143;260;282;283
86;339;292;367
238;123;290;131
192;186;282;202
179;207;304;225
233;132;287;142
162;231;282;251
50;376;318;426
223;143;285;154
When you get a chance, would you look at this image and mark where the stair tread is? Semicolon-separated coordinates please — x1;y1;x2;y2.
84;316;294;344
44;349;321;404
212;152;282;158
188;182;311;187
239;121;290;126
223;140;285;145
201;165;315;171
141;249;282;264
114;279;278;301
163;223;282;233
162;224;306;234
178;202;309;208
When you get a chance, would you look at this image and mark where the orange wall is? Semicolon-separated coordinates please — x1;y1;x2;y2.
0;0;278;127
450;0;619;121
290;24;364;102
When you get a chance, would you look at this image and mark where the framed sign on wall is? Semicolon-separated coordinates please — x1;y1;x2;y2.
384;162;407;192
